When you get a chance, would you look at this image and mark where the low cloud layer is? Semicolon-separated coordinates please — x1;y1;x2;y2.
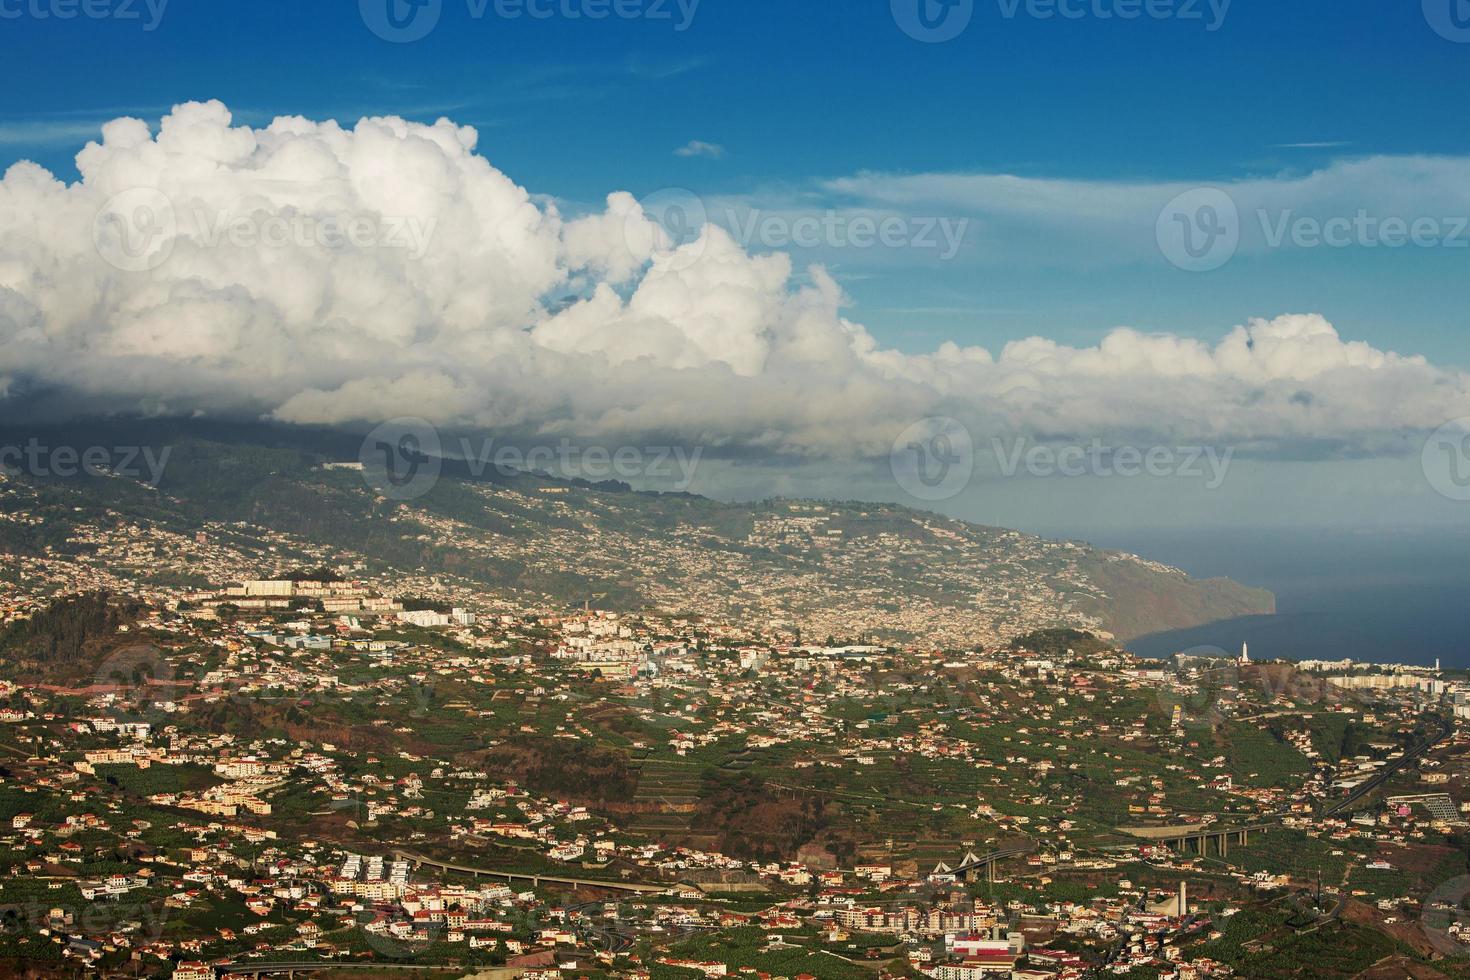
0;101;1466;462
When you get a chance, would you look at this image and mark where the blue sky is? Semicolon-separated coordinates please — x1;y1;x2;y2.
2;0;1469;538
2;0;1467;366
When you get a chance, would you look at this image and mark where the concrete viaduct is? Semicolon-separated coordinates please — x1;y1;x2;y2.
1117;823;1269;858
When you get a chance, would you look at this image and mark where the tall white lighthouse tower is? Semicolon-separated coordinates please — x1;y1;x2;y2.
1240;642;1250;664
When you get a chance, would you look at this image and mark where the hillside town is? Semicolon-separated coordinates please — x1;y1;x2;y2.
0;548;1467;979
0;467;1269;653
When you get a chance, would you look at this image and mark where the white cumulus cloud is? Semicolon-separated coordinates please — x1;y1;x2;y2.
0;101;1466;462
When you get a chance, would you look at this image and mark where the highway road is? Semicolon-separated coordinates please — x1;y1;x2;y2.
392;850;668;894
1323;720;1452;817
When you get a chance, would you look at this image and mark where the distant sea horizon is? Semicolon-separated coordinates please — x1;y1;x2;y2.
1057;526;1470;670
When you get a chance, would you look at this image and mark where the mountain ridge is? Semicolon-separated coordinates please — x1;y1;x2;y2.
0;421;1273;646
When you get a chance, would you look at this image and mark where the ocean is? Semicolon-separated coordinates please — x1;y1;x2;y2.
1068;526;1470;669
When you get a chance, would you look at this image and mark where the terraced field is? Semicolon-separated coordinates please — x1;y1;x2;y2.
628;753;704;842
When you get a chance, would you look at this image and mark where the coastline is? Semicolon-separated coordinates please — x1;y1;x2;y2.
1109;526;1470;669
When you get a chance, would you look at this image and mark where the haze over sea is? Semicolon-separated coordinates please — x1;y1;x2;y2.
1075;527;1470;669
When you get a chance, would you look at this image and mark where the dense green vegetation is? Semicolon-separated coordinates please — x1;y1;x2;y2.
1009;628;1112;658
0;591;144;671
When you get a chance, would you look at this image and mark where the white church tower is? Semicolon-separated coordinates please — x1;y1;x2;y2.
1240;642;1249;664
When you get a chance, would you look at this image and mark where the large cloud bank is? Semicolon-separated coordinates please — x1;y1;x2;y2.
0;101;1466;458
